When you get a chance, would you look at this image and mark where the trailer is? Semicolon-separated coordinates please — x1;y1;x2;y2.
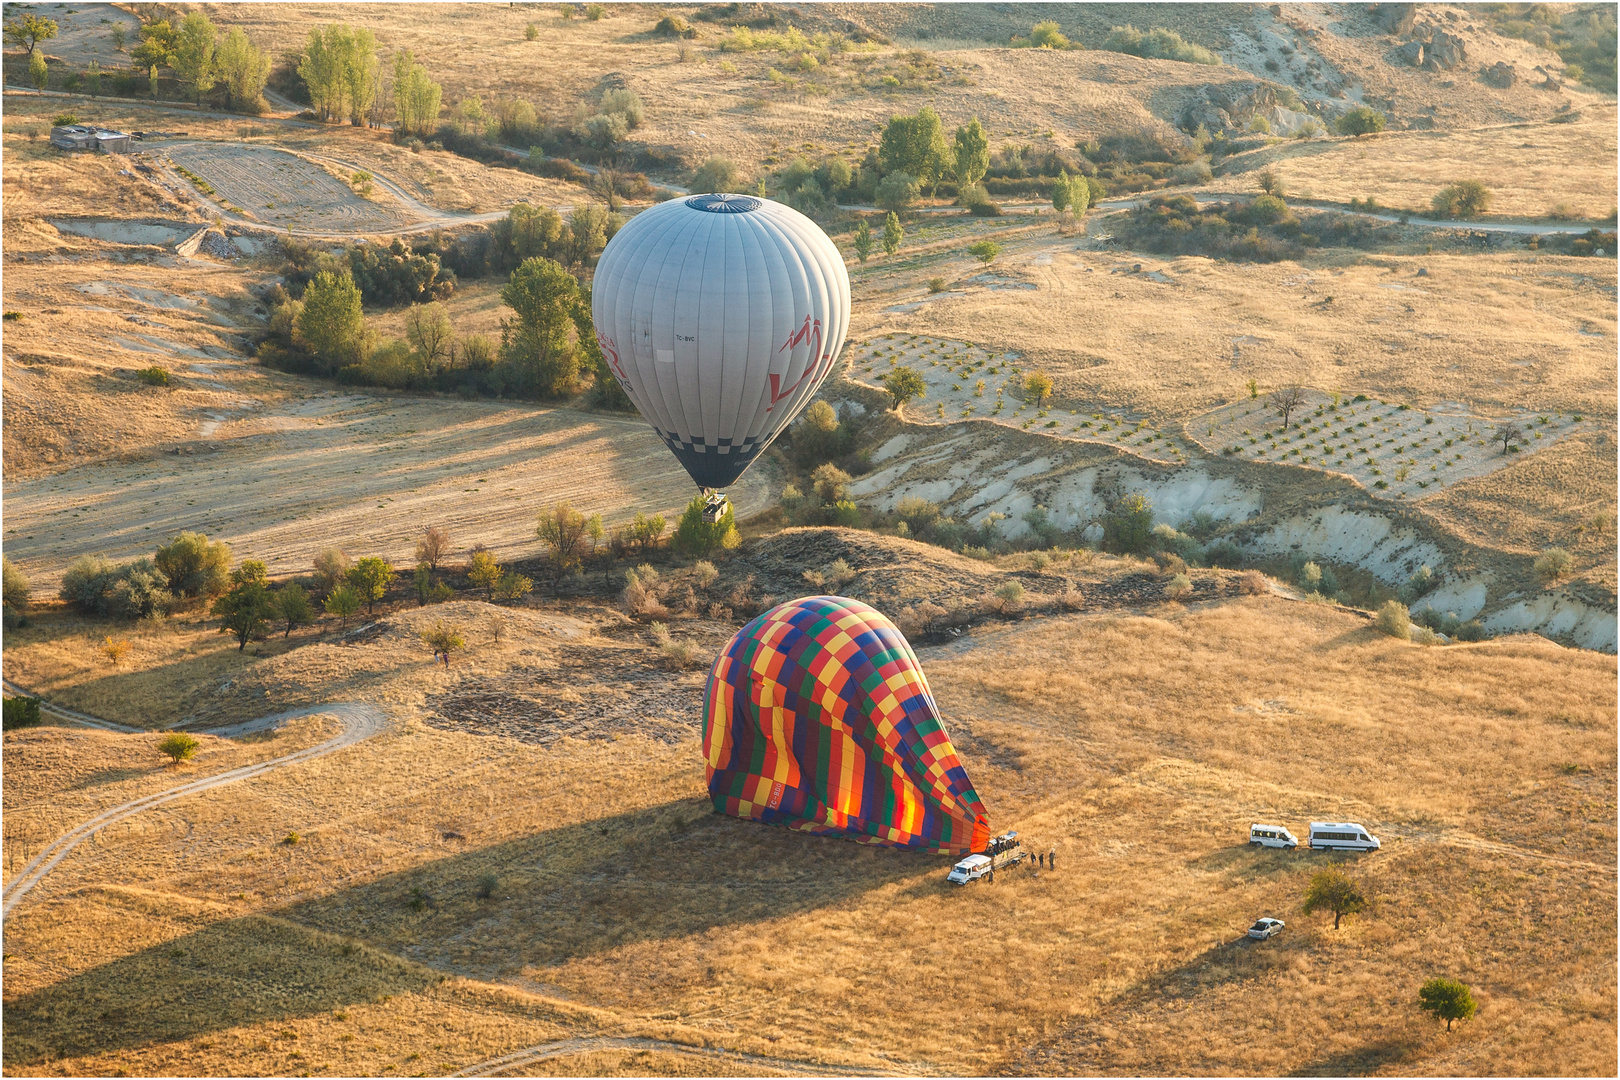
947;831;1027;884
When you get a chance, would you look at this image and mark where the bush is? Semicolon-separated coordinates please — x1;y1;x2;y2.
1454;619;1486;642
928;276;947;293
1101;493;1153;554
1103;24;1221;65
1399;564;1436;602
1237;570;1268;595
137;366;170;386
476;872;500;899
1335;105;1386;137
895;497;942;536
650;621;703;668
2;555;31;614
990;580;1025;614
1431;180;1491;220
3;696;42;731
874;171;919;214
313;548;350;591
690;156;738;194
1205;539;1243;568
672;494;740;556
1534;546;1575;585
159;732;200;763
1374;599;1410;640
654;15;694;38
154;532;232;598
969;240;1000;264
108;558;174;620
1164;573;1193;599
59;554;121;613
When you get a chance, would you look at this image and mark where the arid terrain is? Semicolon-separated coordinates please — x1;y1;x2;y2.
3;2;1616;1077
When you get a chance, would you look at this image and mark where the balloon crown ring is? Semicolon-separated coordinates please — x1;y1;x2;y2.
686;193;763;213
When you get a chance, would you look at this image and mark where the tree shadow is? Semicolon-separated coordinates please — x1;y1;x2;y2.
1286;1035;1423;1076
2;799;928;1065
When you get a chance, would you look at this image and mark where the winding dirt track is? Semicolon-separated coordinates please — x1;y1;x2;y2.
0;694;389;918
452;1036;925;1078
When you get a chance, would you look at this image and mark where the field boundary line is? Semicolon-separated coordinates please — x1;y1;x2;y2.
451;1034;938;1077
0;697;389;918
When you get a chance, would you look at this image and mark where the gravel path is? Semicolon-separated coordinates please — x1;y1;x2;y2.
0;693;389;919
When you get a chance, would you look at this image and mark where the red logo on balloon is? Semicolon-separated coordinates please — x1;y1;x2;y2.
767;315;835;411
595;330;630;383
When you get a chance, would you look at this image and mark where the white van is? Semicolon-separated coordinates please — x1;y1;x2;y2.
1249;824;1298;849
1309;822;1381;852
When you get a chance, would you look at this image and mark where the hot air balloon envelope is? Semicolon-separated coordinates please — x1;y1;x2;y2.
702;595;991;853
590;194;851;490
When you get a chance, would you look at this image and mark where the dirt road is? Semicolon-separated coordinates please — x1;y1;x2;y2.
0;699;388;918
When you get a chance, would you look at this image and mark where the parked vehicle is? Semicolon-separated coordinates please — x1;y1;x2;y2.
1249;823;1298;849
1308;821;1381;852
947;831;1027;884
1247;917;1285;940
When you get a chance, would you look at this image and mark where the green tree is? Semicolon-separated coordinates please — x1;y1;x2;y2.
1068;171;1091;215
132;20;176;70
158;732;200;763
500;257;581;397
793;400;841;466
875;173;919;216
952;117;990;187
324;583;361;629
1335;105;1386;137
852;218;873;263
214;580;274;651
171;11;217;103
879;107;949;193
881;211;904;255
690;156;738;194
5;12;59;57
230;559;270;588
2;555;30;615
413;562;437;605
1052;169;1073;213
1102;493;1154;554
299;25;350;122
970;240;1000;264
275;582;315;637
29;49;48;90
1431;180;1491;220
536;503;590;574
406;301;455;371
1302;868;1367;930
214;28;271;111
296;271;367;369
672;494;740;556
467;550;503;599
1028;20;1070;48
1024;371;1053;405
494;571;534;603
1534;546;1575;585
337;26;378;125
880;366;926;409
346;556;393;613
392;48;442;135
1417;978;1478;1032
154;532;232;598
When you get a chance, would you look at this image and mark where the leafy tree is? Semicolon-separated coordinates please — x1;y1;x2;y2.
1417;977;1478;1032
811;463;852;502
422;619;465;666
1302;867;1367;929
214;27;270;111
626;513;667;553
413;562;437;605
29;49;47;91
1258;169;1284;196
1534;546;1575;585
159;732;200;763
230;559;270;589
467;550;503;599
1375;599;1410;639
879;107;949;193
171;12;218;103
1068;171;1091;215
494;571;534;603
567;203;617;267
406;302;455;371
2;555;30;615
338;26;378;125
275;582;315;637
500;257;581;397
346;556;394;613
1024;371;1053;405
882;211;904;255
392;48;442;135
880;366;926;409
1494;420;1523;454
1268;384;1307;428
416;526;452;571
953;117;991;187
1052;169;1074;213
1102;493;1154;553
154;532;232;598
1431;180;1491;220
970;240;1000;264
324;583;361;629
793;400;842;466
1336;105;1386;137
107;559;172;621
875;173;919;216
296;271;367;369
313;548;350;592
5;12;58;57
536;502;590;573
690;156;738;194
852;218;873;262
214;580;275;650
672;494;740;556
1029;20;1070;48
132;19;176;70
3;696;42;731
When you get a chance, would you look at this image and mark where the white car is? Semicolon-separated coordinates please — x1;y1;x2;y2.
1247;917;1285;940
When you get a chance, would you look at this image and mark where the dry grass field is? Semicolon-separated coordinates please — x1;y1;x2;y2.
2;554;1613;1076
3;2;1616;1074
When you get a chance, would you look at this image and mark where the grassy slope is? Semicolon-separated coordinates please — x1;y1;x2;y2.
2;538;1614;1076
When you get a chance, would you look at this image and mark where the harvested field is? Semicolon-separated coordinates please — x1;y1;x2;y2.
162;142;413;232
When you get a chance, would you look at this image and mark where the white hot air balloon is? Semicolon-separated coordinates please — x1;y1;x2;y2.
591;193;851;512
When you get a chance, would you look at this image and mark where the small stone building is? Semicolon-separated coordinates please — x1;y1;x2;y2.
49;125;133;153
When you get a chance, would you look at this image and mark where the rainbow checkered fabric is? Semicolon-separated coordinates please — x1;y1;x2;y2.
703;595;990;853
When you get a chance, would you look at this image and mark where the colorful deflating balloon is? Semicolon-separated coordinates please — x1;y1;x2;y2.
702;595;990;853
590;194;851;491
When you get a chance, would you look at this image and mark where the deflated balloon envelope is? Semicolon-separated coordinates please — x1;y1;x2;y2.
589;194;852;491
702;595;991;854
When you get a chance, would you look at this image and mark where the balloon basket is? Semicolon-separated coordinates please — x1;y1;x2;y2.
701;492;730;524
